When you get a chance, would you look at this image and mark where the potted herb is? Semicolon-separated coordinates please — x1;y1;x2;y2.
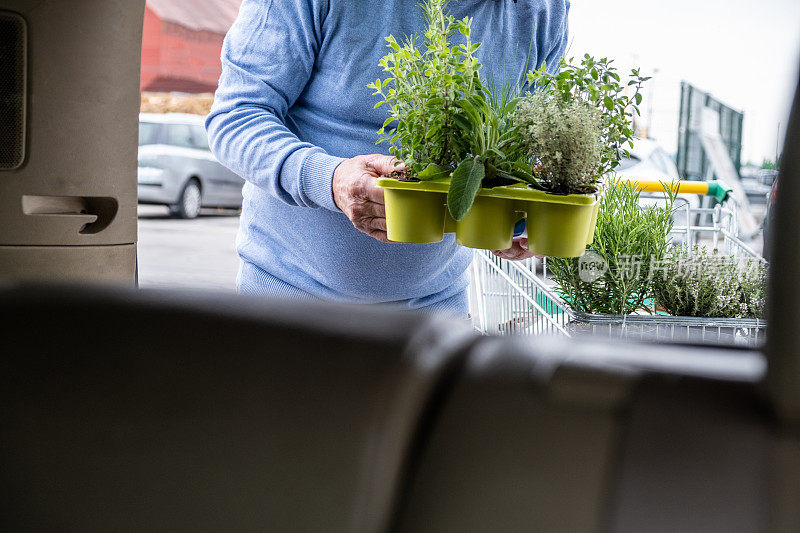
440;89;535;250
368;0;481;244
369;0;531;249
370;0;649;256
438;54;652;253
504;56;650;256
517;55;650;192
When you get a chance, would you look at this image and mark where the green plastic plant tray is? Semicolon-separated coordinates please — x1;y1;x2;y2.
378;177;599;257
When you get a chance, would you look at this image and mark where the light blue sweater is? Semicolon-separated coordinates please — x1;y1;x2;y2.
207;0;569;316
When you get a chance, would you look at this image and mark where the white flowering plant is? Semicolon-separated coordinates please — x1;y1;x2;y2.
513;55;650;195
511;93;603;194
652;246;767;319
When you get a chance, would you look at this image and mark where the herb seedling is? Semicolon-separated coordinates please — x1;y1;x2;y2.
512;93;603;195
370;3;652;224
445;90;530;220
370;0;527;221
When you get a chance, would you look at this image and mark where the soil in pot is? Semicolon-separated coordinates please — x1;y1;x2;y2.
481;176;518;189
386;168;418;182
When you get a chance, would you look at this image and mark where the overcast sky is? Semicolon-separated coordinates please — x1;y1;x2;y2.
567;0;800;164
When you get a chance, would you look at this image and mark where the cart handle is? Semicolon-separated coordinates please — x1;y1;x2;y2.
627;179;733;203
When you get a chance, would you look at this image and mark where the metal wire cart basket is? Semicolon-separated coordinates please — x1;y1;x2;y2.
470;180;767;347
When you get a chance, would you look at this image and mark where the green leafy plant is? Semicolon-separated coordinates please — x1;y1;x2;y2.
370;0;529;221
652;246;767;319
762;158;779;171
445;90;531;219
514;55;651;194
549;179;675;315
370;2;651;223
368;0;481;177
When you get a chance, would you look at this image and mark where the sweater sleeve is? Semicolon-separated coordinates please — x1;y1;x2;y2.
205;0;344;212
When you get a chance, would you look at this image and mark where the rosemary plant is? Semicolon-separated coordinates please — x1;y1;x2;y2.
549;180;676;315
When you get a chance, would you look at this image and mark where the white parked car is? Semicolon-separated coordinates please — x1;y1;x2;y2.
615;137;681;183
138;113;244;219
614;138;701;213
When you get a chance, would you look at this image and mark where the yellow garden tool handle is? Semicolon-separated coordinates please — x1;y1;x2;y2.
627;179;733;203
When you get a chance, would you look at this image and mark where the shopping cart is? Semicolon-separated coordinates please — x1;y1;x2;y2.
470;179;768;347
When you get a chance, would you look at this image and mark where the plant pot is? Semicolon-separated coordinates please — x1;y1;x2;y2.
586;201;600;245
525;199;597;257
444;211;458;233
383;188;446;243
377;178;598;256
455;196;520;250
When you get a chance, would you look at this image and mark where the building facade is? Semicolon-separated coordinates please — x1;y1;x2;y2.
141;0;241;93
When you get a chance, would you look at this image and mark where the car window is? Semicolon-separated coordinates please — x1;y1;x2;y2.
616;155;641;171
649;151;669;175
138;122;160;146
165;124;195;149
655;149;680;180
190;125;210;151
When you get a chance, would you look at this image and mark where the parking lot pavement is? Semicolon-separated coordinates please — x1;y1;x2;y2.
137;205;240;291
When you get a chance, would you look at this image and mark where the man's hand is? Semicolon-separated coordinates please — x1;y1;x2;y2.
333;154;403;243
492;238;539;261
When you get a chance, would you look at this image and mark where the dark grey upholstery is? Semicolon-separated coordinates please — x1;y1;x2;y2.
0;287;475;532
609;377;771;533
393;336;793;533
767;70;800;423
395;337;632;532
1;288;798;532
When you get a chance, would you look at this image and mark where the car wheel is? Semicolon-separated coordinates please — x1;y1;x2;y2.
171;179;202;219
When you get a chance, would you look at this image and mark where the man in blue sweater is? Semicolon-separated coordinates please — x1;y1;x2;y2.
207;0;570;317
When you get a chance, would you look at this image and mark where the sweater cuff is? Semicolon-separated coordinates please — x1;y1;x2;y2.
301;151;347;212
